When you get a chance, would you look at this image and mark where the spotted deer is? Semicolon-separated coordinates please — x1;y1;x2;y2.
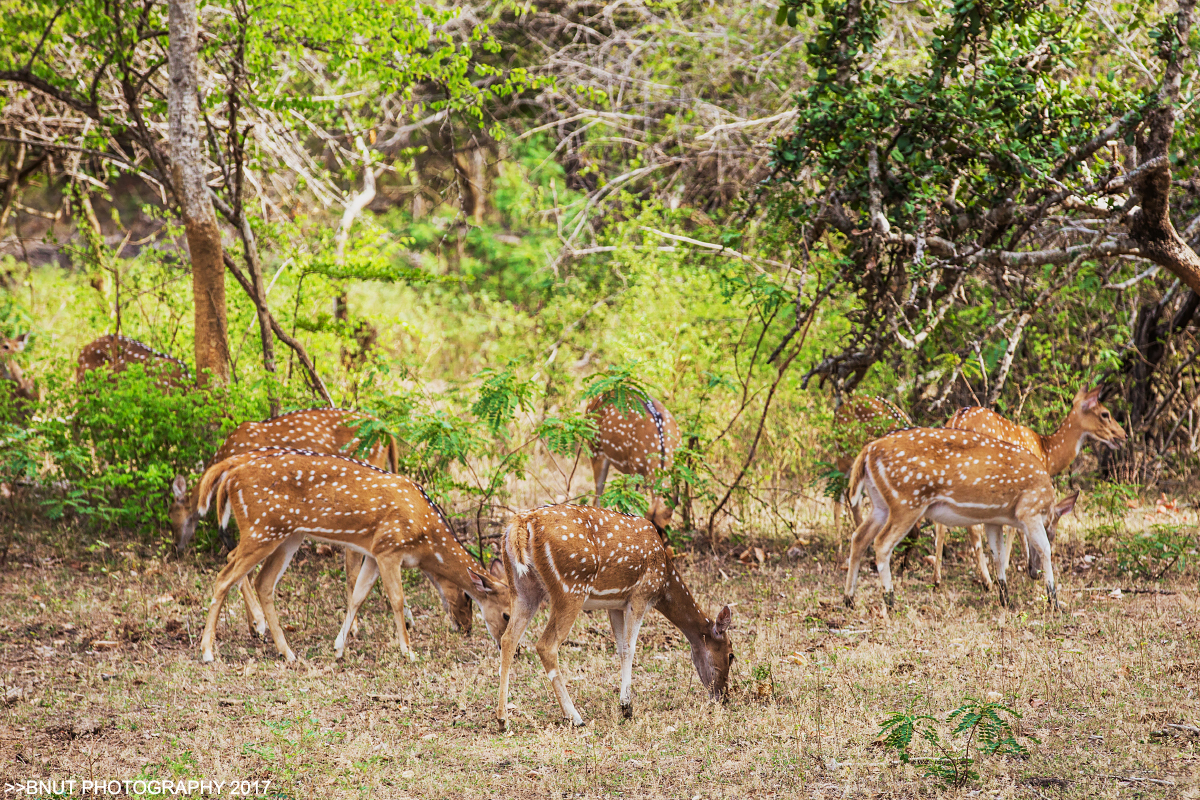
831;395;911;528
587;394;681;534
933;386;1125;589
76;334;191;389
844;428;1078;609
0;333;37;414
168;409;432;639
195;449;510;663
496;505;733;729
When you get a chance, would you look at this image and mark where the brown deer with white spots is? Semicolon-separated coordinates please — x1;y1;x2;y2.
168;409;430;639
0;333;37;414
587;394;681;534
496;505;733;729
932;387;1124;590
195;449;509;663
832;395;910;528
844;428;1078;610
76;334;191;389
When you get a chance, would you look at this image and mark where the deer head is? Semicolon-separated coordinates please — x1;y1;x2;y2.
1073;386;1125;451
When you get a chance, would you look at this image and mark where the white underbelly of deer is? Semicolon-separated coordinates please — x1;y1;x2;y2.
924;500;1013;528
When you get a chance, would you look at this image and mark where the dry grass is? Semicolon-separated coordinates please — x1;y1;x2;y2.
1;511;1198;799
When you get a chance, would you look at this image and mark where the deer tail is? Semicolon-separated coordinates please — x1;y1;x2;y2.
848;446;870;510
387;434;399;474
196;453;250;517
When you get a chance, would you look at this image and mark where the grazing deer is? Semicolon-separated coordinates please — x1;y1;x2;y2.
587;394;681;534
169;409;426;638
844;428;1078;610
76;334;191;388
0;333;37;414
496;505;733;729
933;386;1125;589
195;449;509;663
831;395;910;528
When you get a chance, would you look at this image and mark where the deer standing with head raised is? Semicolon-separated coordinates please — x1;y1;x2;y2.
195;449;509;663
932;386;1125;591
587;393;680;536
844;428;1077;609
496;505;733;729
831;395;911;528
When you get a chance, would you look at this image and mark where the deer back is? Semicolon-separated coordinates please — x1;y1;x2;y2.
947;406;1046;467
587;395;680;477
76;334;191;388
833;395;911;470
853;427;1057;519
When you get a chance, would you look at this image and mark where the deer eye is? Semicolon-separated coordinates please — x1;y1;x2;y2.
503;613;510;622
1101;412;1110;419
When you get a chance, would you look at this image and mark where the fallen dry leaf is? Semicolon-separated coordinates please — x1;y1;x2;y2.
90;640;120;651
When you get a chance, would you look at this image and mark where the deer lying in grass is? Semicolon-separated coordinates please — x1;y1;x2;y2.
497;505;733;729
195;449;509;663
76;334;191;389
831;395;911;528
844;428;1077;609
933;386;1124;589
587;393;680;534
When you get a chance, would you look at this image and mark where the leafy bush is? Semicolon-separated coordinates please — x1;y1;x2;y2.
1115;525;1197;581
877;698;1034;789
38;366;266;536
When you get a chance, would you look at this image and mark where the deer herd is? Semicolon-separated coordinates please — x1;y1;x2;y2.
1;331;1128;728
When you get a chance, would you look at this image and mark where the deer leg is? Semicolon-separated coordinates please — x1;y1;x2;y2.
1021;520;1057;609
253;533;305;663
236;572;267;639
968;525;993;590
344;548;365;636
374;551;416;661
985;524;1008;607
536;594;587;726
610;605;647;718
932;524;947;587
873;511;923;609
844;507;886;606
335;555;380;659
201;542;274;663
833;491;843;530
497;584;543;731
592;456;611;505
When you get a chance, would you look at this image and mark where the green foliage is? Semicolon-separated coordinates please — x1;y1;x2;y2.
38;366;265;534
471;361;535;438
1114;525;1197;581
597;473;651;517
1088;481;1141;534
877;697;1032;789
813;459;847;501
582;362;657;416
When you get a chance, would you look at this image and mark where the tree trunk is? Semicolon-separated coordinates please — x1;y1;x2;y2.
168;0;229;385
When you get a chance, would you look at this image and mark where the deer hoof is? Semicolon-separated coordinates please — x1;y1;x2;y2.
571;717;586;728
997;580;1010;608
497;718;507;732
620;702;633;720
883;592;895;610
843;595;854;609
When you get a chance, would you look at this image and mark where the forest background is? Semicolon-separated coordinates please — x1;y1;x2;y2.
0;0;1199;558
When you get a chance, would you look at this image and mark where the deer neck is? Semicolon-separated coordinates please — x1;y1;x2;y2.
1041;408;1085;476
656;560;713;649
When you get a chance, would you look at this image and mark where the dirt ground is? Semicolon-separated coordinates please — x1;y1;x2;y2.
1;512;1197;799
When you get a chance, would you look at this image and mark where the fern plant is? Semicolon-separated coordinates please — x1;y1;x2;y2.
877;697;1033;789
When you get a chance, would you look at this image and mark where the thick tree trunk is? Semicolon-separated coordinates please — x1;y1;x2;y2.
1130;0;1200;293
168;0;229;384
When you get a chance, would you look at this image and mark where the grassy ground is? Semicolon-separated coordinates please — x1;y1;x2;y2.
1;512;1197;799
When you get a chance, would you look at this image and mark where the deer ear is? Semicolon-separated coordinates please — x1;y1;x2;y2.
711;605;732;638
13;333;28;351
1054;492;1079;519
488;559;505;580
470;568;507;594
1079;386;1102;412
171;475;188;502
